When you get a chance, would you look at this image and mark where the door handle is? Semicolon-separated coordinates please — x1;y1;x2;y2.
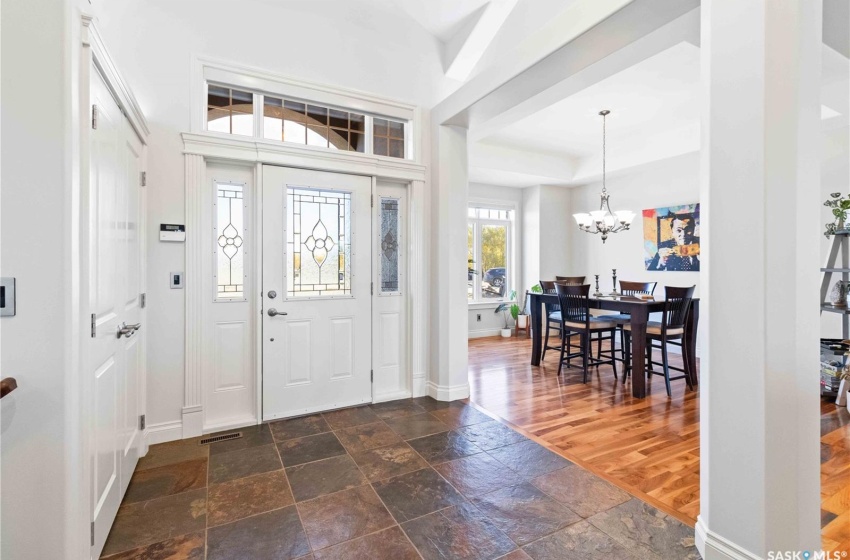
267;308;287;317
117;322;141;338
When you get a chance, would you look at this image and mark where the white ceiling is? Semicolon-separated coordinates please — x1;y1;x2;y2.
481;41;701;160
358;0;491;42
473;40;850;188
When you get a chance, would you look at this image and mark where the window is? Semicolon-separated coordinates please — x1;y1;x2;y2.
207;86;254;136
263;97;366;152
215;182;246;300
379;197;401;294
468;206;513;303
205;82;410;159
286;187;352;298
373;118;406;159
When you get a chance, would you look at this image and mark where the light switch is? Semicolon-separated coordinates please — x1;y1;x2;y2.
170;272;184;289
0;277;15;316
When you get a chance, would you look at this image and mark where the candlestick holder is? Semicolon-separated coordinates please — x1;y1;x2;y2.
593;275;603;297
610;269;620;296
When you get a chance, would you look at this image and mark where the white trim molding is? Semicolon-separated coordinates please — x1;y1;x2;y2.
427;381;470;401
696;517;762;560
145;421;184;446
184;154;205;437
81;16;150;143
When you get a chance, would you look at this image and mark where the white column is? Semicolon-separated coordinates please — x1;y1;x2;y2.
430;125;470;401
410;179;429;397
698;0;822;557
183;154;205;436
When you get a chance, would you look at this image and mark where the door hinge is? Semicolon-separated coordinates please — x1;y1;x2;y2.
140;171;146;187
90;521;95;546
371;282;374;296
371;194;374;208
370;370;373;382
140;293;146;308
91;105;98;129
139;414;146;430
90;313;96;338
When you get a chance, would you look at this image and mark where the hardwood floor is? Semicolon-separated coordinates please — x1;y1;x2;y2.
468;334;850;552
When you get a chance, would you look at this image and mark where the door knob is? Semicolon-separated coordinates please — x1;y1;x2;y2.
116;322;141;338
267;308;287;317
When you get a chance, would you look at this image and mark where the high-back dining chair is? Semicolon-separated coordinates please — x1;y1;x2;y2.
623;285;696;397
554;283;618;381
539;280;578;362
595;281;659;364
555;276;586;284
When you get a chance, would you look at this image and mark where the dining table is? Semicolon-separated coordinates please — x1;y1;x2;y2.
528;292;700;398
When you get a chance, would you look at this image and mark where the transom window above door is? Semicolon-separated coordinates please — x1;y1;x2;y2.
205;82;410;160
468;205;514;303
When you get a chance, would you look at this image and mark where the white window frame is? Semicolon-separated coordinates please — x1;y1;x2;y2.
191;56;420;163
468;204;515;305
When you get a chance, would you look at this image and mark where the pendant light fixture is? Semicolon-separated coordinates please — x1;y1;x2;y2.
572;110;635;243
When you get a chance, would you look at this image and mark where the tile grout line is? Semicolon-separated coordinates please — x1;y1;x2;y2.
270;432;312;556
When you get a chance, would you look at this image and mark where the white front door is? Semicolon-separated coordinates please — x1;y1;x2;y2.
89;67;144;557
262;166;372;420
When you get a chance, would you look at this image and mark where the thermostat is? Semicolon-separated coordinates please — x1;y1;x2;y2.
160;224;186;242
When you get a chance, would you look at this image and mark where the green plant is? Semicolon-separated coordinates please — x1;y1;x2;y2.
494;297;514;329
824;192;850;238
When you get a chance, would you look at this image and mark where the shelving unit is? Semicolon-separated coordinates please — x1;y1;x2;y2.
821;233;850;338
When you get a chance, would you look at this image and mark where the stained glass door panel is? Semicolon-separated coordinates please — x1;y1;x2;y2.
286;187;352;298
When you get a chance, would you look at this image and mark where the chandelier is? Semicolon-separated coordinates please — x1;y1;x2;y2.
573;110;635;243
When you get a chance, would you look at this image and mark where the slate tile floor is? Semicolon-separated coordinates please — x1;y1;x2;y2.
101;398;699;559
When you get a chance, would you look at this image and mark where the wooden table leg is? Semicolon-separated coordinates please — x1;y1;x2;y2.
629;306;649;398
685;300;699;387
530;295;542;366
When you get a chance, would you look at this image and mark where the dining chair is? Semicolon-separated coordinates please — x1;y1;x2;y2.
598;281;658;363
622;285;695;397
555;275;586;284
554;283;618;381
539;280;580;363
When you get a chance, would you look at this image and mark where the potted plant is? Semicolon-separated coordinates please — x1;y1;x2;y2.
515;284;543;332
824;192;850;238
494;297;514;338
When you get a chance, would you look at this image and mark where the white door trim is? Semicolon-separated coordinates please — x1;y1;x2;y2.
79;14;149;557
182;138;427;436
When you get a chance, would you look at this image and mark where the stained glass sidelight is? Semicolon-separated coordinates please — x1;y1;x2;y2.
215;183;245;300
380;197;400;293
287;187;352;297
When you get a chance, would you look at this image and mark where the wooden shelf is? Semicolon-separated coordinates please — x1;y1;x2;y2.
821;304;850;314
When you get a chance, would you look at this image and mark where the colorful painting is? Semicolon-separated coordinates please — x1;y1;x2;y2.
643;203;700;271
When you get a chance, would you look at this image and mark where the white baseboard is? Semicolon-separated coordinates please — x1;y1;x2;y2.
468;328;504;339
427;380;470;401
145;420;183;446
372;390;413;404
696;516;761;560
412;374;427;398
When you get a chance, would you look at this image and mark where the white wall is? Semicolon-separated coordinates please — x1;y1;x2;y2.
1;0;96;557
523;184;575;285
96;0;456;429
468;183;523;337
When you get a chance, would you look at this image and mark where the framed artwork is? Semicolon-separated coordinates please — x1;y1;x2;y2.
643;203;700;271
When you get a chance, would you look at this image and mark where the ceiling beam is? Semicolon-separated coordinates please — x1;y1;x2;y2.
469;141;577;187
469;5;700;143
444;0;518;82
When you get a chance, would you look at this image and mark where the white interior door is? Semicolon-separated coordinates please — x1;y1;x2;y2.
262;166;372;420
89;67;144;557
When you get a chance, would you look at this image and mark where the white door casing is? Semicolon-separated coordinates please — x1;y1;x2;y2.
262;166;372;420
89;66;144;557
373;182;409;402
